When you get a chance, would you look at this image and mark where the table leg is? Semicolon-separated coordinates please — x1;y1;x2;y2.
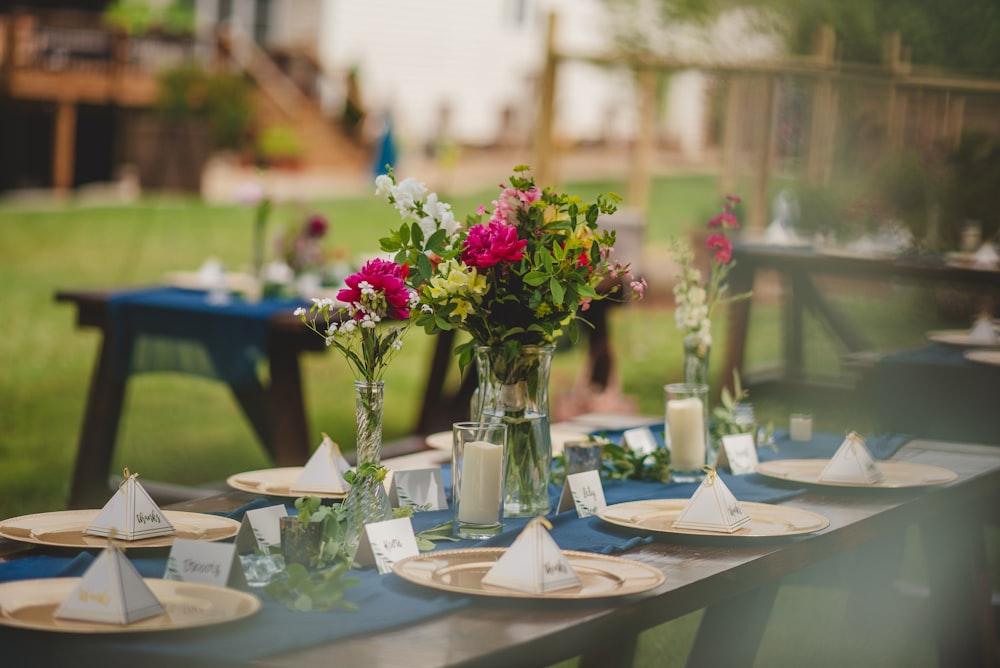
921;509;998;668
267;335;312;466
68;331;129;509
685;582;779;668
227;376;273;458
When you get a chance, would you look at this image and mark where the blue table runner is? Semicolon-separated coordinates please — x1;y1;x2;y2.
0;430;911;664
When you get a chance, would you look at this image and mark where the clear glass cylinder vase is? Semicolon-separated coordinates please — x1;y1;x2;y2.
343;379;392;557
682;338;710;386
474;345;554;518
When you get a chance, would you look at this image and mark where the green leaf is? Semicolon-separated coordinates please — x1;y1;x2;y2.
523;271;547;286
549;277;565;305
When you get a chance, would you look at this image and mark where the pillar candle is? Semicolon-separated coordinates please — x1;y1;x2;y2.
667;397;706;472
457;440;504;525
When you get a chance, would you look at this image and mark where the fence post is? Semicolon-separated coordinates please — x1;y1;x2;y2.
534;11;558;187
628;66;656;216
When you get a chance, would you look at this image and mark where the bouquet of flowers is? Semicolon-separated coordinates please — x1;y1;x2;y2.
295;257;418;382
377;165;644;516
669;194;749;384
378;165;645;367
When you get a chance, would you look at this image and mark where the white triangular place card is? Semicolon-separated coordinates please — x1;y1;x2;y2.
354;517;420;574
819;432;884;484
54;545;164;624
672;468;751;533
556;470;607;518
236;504;288;555
481;517;581;594
290;433;351;494
387;468;447;511
164;538;248;589
969;315;998;344
85;470;175;540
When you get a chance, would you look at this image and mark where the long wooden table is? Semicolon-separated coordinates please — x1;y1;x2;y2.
722;245;1000;393
30;438;985;668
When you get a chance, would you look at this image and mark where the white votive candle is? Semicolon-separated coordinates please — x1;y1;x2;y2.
457;440;504;525
667;397;706;472
790;414;813;442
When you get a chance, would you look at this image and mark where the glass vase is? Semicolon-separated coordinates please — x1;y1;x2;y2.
682;338;710;386
474;345;554;518
342;379;393;557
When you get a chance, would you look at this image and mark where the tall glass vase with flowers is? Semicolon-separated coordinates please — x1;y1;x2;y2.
670;194;751;387
295;257;419;553
379;165;645;516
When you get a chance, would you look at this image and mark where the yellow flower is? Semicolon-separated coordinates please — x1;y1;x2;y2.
427;259;487;300
451;298;475;321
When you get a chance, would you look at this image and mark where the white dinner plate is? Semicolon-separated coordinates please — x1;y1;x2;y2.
926;329;1000;348
393;548;664;599
0;578;260;633
755;459;957;489
0;510;240;549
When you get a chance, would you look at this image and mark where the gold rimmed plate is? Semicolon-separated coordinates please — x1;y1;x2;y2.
755;459;957;489
226;467;347;500
0;578;260;633
0;510;240;549
965;350;1000;367
597;499;829;539
927;329;1000;348
392;548;664;599
424;427;590;457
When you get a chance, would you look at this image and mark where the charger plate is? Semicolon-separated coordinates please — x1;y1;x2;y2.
965;350;1000;367
425;427;590;456
0;578;260;633
755;459;957;489
392;548;664;599
226;467;347;500
0;510;240;549
926;329;1000;347
597;499;829;539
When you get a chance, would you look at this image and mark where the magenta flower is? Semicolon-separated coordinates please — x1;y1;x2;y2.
337;258;413;320
706;233;733;263
305;214;328;237
708;211;740;229
461;220;528;268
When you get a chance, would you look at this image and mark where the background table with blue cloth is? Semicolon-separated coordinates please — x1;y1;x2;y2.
873;342;1000;445
56;287;326;509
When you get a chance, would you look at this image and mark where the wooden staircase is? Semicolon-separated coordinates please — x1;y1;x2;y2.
218;24;368;172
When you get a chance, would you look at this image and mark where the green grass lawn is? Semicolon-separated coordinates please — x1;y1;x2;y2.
0;171;995;667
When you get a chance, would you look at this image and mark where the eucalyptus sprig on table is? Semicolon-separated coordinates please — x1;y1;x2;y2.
551;437;671;485
265;496;359;612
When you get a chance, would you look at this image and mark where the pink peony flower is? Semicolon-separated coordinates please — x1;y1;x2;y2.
706;233;733;263
337;258;413;320
461;220;528;268
489;185;542;226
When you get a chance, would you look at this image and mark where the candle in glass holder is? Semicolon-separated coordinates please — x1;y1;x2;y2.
665;383;709;482
452;422;507;539
790;414;813;442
